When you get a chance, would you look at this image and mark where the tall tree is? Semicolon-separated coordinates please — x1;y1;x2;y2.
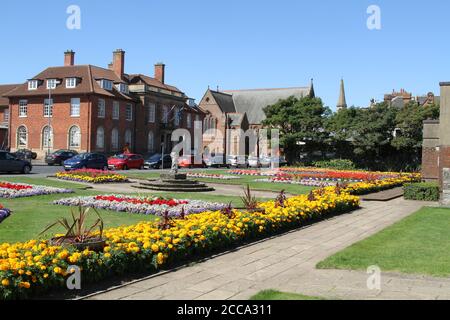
263;96;331;162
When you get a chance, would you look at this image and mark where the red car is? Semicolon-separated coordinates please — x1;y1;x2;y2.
108;154;145;170
178;155;207;169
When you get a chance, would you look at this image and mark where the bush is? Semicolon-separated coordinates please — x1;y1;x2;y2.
312;159;356;171
404;182;439;201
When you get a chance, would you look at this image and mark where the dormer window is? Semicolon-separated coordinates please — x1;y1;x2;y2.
66;78;77;89
98;79;113;91
115;83;129;94
47;79;58;90
28;80;38;91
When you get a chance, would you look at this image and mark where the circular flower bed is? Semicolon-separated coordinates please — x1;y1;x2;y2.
55;169;129;184
53;195;228;217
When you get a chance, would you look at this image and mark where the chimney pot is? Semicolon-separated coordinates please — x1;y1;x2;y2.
154;63;165;84
64;50;75;66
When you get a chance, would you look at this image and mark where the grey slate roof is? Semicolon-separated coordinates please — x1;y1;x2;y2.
210;91;236;113
228;113;245;126
224;87;312;124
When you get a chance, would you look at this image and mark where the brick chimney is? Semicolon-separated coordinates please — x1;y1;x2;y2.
64;50;75;66
112;49;125;79
154;63;165;84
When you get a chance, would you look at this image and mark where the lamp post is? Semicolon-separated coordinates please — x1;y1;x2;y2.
46;80;59;157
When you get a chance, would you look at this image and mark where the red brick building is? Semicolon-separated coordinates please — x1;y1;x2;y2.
4;50;203;158
0;84;19;149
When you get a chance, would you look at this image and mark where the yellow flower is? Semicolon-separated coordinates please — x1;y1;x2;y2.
1;279;10;287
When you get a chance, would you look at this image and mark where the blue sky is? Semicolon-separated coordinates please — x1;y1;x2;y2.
0;0;448;110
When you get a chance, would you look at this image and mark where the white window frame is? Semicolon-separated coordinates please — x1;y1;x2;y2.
44;99;53;118
46;79;57;90
100;80;113;91
126;104;133;121
42;126;53;149
148;103;156;123
19;100;28;118
70;98;80;117
17;126;27;148
28;80;38;91
125;129;132;147
4;109;9;122
66;78;77;89
112;101;120;120
174;107;180;126
111;128;119;151
98;99;106;118
96;126;105;149
162;105;169;124
148;131;155;153
69;126;81;149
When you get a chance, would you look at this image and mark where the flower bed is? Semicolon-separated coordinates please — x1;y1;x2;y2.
0;181;73;199
187;173;240;180
0;187;360;300
0;206;11;224
255;178;335;187
53;195;227;217
55;169;129;184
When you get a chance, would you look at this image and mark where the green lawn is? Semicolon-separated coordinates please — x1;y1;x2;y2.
250;290;324;300
317;207;450;277
126;169;314;195
0;176;254;243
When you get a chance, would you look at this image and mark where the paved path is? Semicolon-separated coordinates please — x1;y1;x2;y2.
84;198;447;300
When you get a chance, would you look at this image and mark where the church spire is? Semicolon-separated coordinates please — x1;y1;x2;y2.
337;78;347;111
309;78;315;98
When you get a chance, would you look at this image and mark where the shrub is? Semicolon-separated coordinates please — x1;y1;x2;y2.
404;182;439;201
312;159;356;171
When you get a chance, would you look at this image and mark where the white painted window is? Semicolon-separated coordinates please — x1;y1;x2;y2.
111;128;119;151
148;103;156;123
44;99;53;117
98;99;105;118
42;126;53;149
70;98;80;117
174;107;180;126
28;80;38;91
187;113;192;129
112;101;120;120
19;100;28;117
4;109;9;122
69;126;81;149
96;126;105;149
148;131;155;153
66;78;77;88
115;83;129;94
162;105;169;124
100;80;113;90
17;126;27;148
125;129;132;148
47;79;58;90
126;104;133;121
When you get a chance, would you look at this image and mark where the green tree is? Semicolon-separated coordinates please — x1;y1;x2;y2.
263;96;331;162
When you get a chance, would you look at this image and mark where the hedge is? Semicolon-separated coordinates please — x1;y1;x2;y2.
403;182;439;201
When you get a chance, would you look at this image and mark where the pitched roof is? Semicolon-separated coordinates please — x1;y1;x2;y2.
5;65;134;101
0;84;20;106
210;90;236;113
224;87;312;124
128;74;184;94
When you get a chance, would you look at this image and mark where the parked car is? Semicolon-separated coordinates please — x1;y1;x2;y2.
45;150;78;166
14;149;37;161
260;156;289;167
227;155;249;168
248;156;262;168
204;153;229;168
108;154;145;170
63;153;108;171
0;151;32;174
178;155;207;169
144;153;172;169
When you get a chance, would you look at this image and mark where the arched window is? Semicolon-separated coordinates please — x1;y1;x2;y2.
204;118;208;132
17;126;27;148
125;129;132;148
148;131;155;153
42;126;53;149
69;126;81;149
96;126;104;149
111;128;119;151
210;118;216;130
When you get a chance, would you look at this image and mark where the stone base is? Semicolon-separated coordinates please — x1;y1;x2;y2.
160;173;187;181
132;173;214;192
